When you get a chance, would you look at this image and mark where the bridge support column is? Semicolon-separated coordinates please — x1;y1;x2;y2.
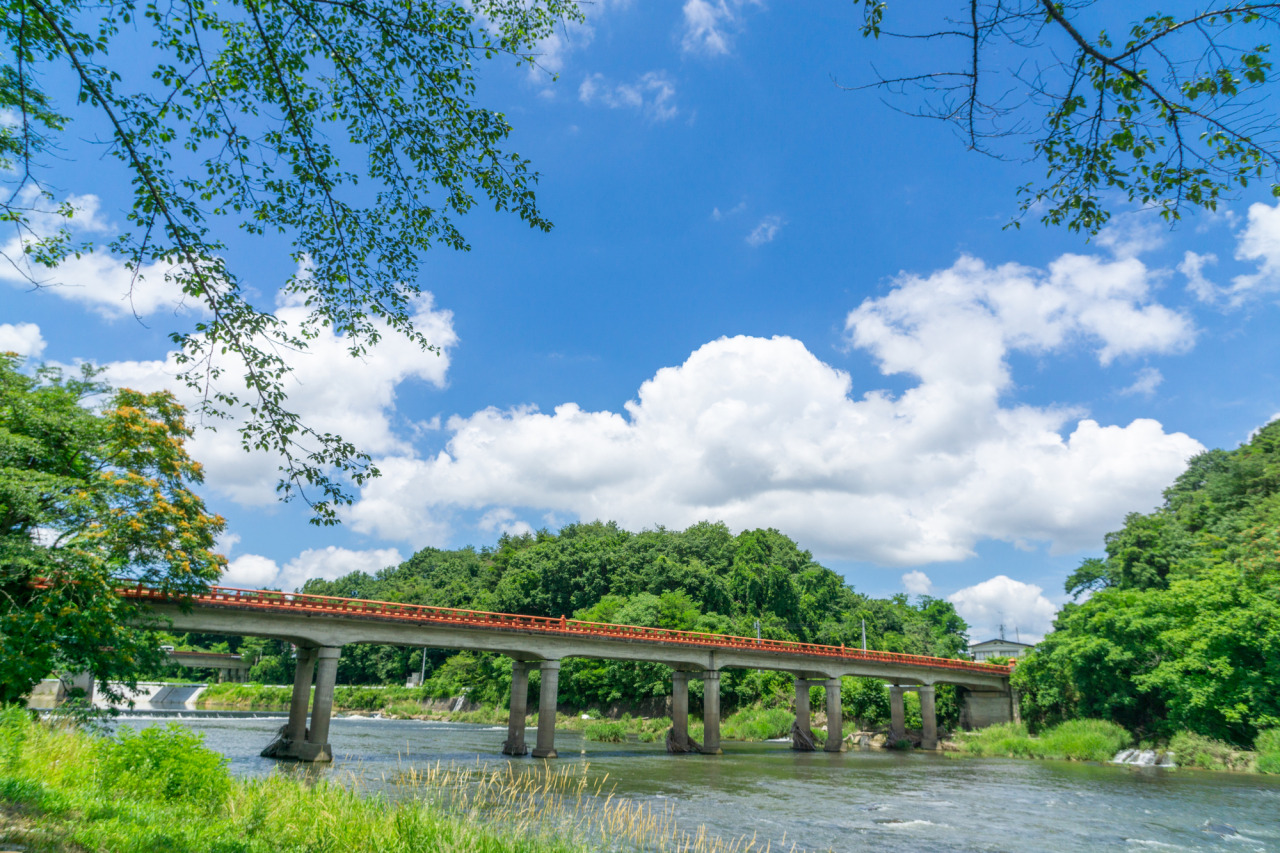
294;646;341;762
889;686;906;744
503;661;532;756
532;661;560;758
699;671;722;755
667;671;700;753
791;678;815;751
919;685;938;750
285;647;317;745
824;677;843;752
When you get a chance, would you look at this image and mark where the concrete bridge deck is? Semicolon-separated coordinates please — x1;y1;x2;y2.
124;584;1017;762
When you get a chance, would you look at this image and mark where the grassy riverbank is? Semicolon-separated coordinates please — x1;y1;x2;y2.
0;708;767;853
956;720;1280;773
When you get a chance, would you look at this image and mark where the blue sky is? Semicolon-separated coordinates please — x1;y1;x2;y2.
3;1;1279;643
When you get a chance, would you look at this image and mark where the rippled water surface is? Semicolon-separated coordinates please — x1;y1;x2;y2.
133;712;1280;853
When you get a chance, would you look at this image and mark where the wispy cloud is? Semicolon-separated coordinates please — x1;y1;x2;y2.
579;71;678;122
711;200;746;221
746;214;783;246
681;0;762;57
1120;366;1163;397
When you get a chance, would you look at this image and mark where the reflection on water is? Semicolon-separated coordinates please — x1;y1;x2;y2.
144;714;1280;853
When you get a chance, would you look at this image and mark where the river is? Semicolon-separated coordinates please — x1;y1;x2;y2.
123;711;1280;852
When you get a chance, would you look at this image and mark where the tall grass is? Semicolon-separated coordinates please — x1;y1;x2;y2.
198;682;293;709
721;708;794;742
1255;728;1280;774
960;719;1130;762
0;709;779;853
1037;719;1132;761
1168;731;1259;772
582;721;627;743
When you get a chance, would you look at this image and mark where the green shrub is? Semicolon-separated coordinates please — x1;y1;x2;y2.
383;700;424;719
960;722;1034;757
100;724;230;808
1168;731;1254;771
1038;719;1131;762
1255;728;1280;770
721;707;794;741
961;720;1130;762
583;721;627;743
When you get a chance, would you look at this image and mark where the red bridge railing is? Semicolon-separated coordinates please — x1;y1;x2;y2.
123;583;1014;677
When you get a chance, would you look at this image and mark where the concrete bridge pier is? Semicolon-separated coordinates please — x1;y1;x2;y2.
919;685;938;750
699;671;722;754
824;677;843;752
285;646;317;745
532;661;560;758
296;646;341;761
889;685;906;744
503;660;534;756
267;645;341;762
667;671;700;753
791;678;816;751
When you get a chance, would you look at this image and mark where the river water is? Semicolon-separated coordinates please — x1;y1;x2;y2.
127;711;1280;852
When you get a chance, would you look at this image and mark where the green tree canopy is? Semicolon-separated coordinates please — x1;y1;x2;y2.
0;354;226;704
1;0;580;522
853;2;1280;233
1016;419;1280;745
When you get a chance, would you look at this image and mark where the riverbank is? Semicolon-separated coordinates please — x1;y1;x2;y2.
0;708;764;853
954;720;1280;773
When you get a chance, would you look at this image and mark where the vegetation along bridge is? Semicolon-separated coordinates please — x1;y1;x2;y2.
125;584;1018;762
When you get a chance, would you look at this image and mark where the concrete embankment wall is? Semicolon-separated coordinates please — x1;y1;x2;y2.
94;682;207;710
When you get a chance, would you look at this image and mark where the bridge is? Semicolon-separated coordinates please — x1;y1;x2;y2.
124;584;1018;762
164;650;249;683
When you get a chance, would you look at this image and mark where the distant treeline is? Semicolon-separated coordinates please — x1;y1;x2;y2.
170;522;969;724
1015;420;1280;748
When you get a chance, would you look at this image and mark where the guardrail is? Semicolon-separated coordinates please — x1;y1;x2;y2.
123;583;1014;677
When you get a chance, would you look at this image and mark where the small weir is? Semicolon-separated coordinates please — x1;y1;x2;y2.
1112;748;1177;767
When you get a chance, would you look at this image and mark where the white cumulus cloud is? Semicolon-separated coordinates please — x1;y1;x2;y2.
1185;200;1280;304
100;289;457;507
0;322;46;358
902;570;933;595
0;188;204;319
223;546;404;592
1230;200;1280;302
478;508;535;538
347;253;1202;563
948;575;1059;645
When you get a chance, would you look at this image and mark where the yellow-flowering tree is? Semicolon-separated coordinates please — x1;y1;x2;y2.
0;354;225;705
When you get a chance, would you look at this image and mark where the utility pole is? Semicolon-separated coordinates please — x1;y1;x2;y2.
861;618;867;651
754;619;761;642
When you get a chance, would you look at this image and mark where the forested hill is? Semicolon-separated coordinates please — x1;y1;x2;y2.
298;522;969;709
304;521;966;654
1017;420;1280;746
